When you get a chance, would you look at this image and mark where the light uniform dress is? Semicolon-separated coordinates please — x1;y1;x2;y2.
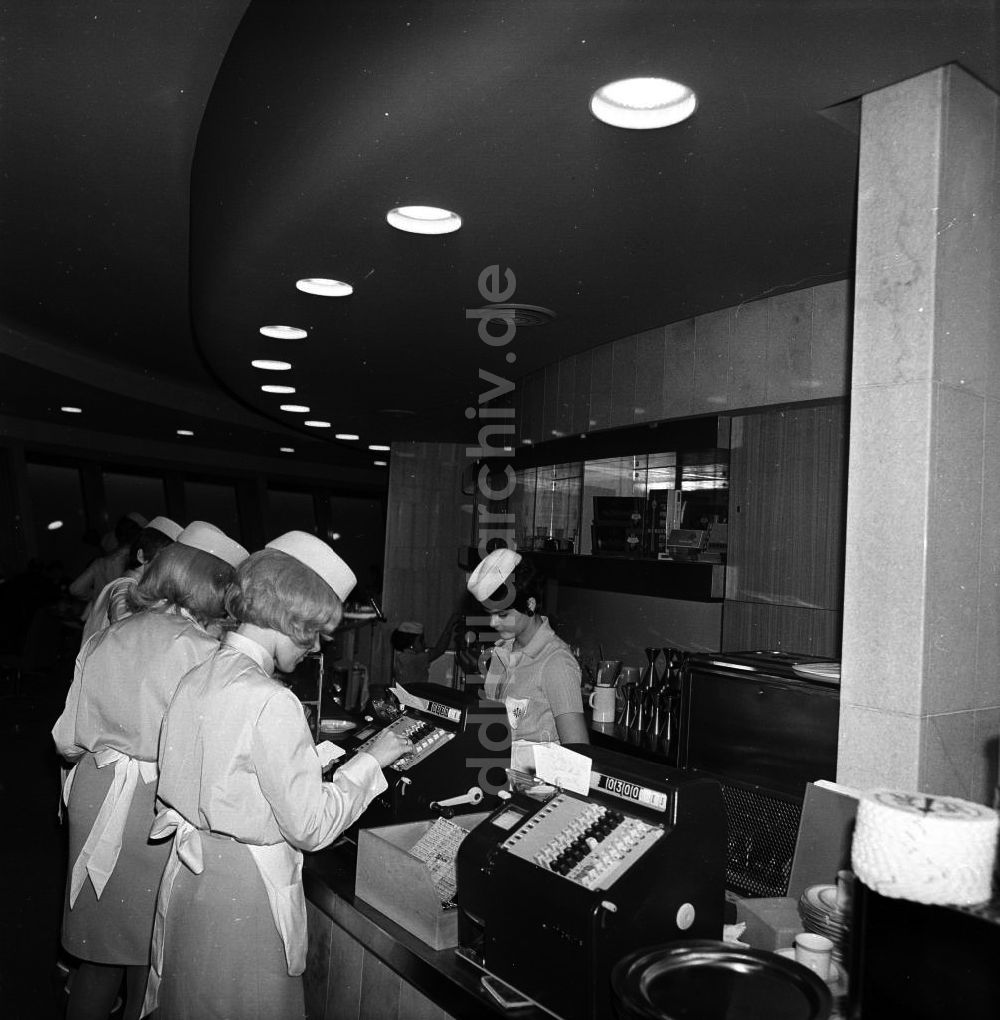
52;605;221;964
484;616;583;743
145;631;388;1020
79;570;141;647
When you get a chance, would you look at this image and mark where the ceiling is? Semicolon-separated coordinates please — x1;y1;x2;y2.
2;1;998;472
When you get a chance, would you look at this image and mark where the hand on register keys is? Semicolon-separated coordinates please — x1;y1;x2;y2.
364;727;414;769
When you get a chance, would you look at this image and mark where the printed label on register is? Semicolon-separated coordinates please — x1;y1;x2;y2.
591;771;668;812
424;700;462;724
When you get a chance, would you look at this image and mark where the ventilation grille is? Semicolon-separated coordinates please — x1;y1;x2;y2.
474;303;556;327
720;782;802;898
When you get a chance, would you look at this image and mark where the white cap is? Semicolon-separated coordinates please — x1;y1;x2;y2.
125;511;148;527
266;530;357;601
398;621;424;635
146;516;183;542
467;548;521;603
177;521;249;569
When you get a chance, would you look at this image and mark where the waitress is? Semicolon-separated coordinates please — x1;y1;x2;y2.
145;531;412;1020
52;521;248;1020
467;548;588;745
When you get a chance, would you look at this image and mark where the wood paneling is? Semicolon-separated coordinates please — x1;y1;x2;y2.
724;403;847;656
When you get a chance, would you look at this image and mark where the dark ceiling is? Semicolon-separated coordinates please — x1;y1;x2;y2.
2;1;998;470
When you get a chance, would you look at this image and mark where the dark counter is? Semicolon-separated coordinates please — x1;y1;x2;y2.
303;837;550;1020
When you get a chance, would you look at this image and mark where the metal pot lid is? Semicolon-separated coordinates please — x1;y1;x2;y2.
611;940;832;1020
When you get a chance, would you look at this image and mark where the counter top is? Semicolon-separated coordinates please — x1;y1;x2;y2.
304;837;550;1020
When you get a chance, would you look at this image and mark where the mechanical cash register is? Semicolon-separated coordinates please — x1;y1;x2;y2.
455;744;726;1020
342;682;511;826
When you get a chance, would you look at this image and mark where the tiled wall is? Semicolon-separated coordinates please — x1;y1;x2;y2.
515;279;851;442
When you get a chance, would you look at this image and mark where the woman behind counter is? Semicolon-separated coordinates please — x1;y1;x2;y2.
467;548;588;746
146;531;412;1020
52;521;248;1020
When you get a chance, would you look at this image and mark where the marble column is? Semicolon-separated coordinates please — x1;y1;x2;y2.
839;65;1000;803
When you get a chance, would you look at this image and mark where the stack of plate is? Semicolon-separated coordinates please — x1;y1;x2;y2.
791;661;841;682
799;884;850;963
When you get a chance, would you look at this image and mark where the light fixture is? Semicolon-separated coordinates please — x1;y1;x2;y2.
47;520;63;531
590;76;696;129
177;429;194;436
386;205;462;235
280;447;295;453
60;406;82;414
304;420;331;428
251;359;292;371
373;460;387;467
261;384;296;394
296;278;353;297
335;433;359;441
279;404;310;413
368;444;390;452
329;531;342;541
259;325;307;339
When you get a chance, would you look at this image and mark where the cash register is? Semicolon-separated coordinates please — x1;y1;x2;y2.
343;682;511;827
455;744;726;1020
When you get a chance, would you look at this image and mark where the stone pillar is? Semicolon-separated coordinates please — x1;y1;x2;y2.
840;65;1000;803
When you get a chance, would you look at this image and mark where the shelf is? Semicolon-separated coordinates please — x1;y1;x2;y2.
459;547;724;601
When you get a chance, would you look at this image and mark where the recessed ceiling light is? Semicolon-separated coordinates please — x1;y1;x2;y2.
373;460;387;467
368;444;390;452
335;433;360;441
280;446;295;453
590;77;697;129
60;406;82;414
259;325;308;339
304;420;331;428
47;520;64;531
251;359;292;371
386;205;462;235
177;429;194;436
329;531;342;541
279;404;310;413
296;278;353;297
261;384;296;394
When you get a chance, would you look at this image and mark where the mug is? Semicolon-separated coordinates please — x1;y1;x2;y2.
589;684;617;723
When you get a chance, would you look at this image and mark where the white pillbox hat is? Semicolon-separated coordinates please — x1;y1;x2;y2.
177;521;249;569
467;548;522;603
266;530;357;601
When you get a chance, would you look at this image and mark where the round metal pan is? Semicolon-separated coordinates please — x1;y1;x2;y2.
612;939;832;1020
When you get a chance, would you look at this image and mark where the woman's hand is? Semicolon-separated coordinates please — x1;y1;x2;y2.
366;728;414;769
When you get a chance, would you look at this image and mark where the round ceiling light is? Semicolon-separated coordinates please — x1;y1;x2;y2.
368;444;390;452
280;447;295;453
251;359;292;371
261;384;296;394
590;76;696;129
335;433;360;441
386;205;462;235
280;404;310;413
259;325;308;339
304;419;331;428
177;429;194;436
373;460;387;467
296;278;353;297
60;406;82;414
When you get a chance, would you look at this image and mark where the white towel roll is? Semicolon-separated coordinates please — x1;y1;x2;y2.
852;789;998;906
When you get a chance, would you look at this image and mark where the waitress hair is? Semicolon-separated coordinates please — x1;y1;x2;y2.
125;526;175;570
495;554;544;615
126;542;235;624
225;548;342;647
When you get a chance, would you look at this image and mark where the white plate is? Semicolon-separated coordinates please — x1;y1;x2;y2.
319;719;357;735
802;884;844;918
777;948;844;987
792;661;841;681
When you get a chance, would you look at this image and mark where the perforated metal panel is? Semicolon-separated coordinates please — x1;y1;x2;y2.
720;782;801;898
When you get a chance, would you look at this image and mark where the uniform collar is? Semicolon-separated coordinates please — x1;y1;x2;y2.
497;615;553;662
224;630;274;676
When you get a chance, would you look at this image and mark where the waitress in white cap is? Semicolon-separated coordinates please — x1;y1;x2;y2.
467;548;589;746
79;515;184;647
145;531;412;1020
53;521;248;1020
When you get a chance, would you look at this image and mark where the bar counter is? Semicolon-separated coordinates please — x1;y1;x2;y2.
303;837;550;1020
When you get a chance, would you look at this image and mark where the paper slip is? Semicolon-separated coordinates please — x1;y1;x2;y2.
316;740;346;770
533;743;592;796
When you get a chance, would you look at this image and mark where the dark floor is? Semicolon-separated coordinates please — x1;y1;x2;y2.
1;665;76;1020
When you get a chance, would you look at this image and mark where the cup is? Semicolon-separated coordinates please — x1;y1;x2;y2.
793;932;834;981
589;684;617;723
